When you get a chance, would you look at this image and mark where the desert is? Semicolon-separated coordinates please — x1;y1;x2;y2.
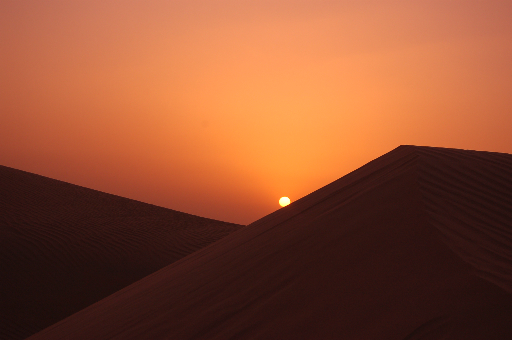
2;2;512;338
2;146;511;339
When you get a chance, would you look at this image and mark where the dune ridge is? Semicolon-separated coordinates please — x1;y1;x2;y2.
24;146;512;339
0;166;242;340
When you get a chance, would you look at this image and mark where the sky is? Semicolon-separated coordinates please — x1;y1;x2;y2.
1;0;511;225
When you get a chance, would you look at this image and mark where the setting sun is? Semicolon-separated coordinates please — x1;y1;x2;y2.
279;197;291;207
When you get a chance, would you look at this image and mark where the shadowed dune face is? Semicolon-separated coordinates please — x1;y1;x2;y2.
416;148;512;295
0;166;242;340
24;146;512;339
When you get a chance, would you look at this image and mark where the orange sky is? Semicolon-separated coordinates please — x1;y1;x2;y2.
1;1;511;224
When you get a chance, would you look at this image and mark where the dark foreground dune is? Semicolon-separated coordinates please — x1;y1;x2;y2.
0;166;242;340
26;146;512;339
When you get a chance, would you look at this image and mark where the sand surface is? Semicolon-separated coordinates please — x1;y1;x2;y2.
15;145;512;339
0;166;241;340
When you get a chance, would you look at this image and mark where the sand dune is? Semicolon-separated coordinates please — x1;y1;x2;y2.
24;146;512;339
0;166;242;340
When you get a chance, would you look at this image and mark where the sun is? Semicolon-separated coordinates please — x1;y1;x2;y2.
279;197;291;207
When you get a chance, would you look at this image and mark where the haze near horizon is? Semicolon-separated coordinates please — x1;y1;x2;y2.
1;1;511;224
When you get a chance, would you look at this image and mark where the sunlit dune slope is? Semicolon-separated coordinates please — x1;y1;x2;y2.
0;166;242;340
28;146;512;339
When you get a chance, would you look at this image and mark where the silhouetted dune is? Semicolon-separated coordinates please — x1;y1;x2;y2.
27;146;512;339
0;166;242;340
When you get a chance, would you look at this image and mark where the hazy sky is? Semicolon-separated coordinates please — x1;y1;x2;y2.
1;1;511;224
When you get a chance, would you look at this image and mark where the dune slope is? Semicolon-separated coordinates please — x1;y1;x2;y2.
27;146;512;339
0;166;242;340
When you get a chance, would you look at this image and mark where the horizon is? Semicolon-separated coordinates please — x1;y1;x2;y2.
2;1;512;224
1;144;508;226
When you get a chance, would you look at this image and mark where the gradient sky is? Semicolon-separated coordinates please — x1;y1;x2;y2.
1;1;511;224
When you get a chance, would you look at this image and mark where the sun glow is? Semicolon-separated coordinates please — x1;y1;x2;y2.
279;197;291;207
